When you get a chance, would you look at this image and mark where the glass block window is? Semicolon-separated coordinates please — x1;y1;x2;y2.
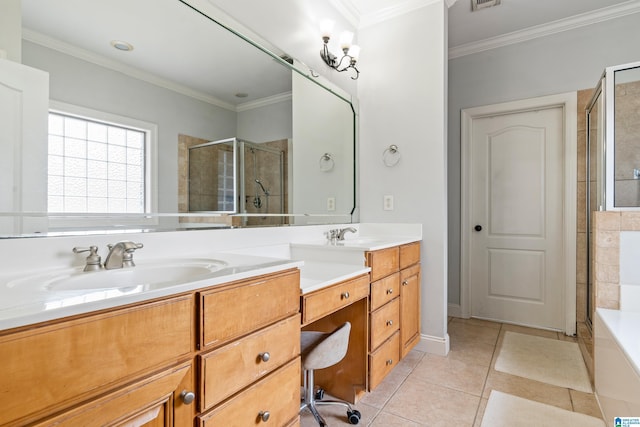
217;150;235;211
47;112;147;213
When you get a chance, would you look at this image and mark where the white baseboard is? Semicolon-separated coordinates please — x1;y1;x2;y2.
416;333;450;356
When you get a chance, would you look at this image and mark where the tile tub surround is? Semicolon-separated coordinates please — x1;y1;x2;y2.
300;318;603;426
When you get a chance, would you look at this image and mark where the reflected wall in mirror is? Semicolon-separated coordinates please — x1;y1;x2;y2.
1;0;356;237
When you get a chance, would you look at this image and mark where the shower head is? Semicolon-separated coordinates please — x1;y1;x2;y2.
255;179;269;195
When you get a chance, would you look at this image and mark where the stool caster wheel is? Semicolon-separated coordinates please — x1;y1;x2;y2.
347;409;361;424
314;388;325;400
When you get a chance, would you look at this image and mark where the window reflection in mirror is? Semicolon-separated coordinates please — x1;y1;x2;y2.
5;0;357;237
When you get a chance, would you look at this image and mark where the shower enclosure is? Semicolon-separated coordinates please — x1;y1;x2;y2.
586;60;640;327
187;137;287;226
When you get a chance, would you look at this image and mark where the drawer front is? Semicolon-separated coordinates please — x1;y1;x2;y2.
399;242;420;269
367;247;399;282
369;331;400;390
370;298;400;350
0;296;194;426
199;314;300;411
370;272;399;311
33;363;194;427
197;358;301;427
199;269;300;349
301;274;369;325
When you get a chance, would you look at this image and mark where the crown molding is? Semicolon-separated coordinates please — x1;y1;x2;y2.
449;0;640;59
22;28;237;111
236;91;292;112
360;0;442;29
328;0;361;29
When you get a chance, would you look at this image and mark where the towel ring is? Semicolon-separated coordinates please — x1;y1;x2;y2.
319;153;335;172
383;144;401;167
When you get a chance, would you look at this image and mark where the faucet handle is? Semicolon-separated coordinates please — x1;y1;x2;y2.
73;246;103;272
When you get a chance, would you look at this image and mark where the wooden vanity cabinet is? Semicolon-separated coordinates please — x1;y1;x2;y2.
0;268;302;427
196;268;301;426
366;241;421;390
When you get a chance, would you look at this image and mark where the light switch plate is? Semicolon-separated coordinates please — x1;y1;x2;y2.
384;195;394;211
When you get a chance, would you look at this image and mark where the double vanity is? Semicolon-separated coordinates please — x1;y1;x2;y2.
0;224;421;426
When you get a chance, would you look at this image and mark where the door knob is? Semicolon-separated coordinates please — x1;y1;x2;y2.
474;225;482;232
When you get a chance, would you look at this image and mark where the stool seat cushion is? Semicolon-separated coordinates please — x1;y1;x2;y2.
300;322;351;370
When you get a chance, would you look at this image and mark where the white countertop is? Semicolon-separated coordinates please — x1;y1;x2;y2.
0;252;302;331
0;229;420;332
597;308;640;376
291;236;420;252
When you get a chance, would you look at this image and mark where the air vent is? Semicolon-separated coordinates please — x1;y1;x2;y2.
471;0;501;11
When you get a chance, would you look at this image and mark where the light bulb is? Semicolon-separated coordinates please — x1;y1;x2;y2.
339;31;353;50
348;45;360;61
320;20;334;39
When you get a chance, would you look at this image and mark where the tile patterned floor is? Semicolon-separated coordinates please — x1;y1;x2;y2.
300;317;603;426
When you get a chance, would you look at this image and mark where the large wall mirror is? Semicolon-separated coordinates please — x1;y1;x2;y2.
3;0;356;237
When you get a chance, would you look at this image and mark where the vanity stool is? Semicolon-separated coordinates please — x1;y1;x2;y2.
300;322;361;426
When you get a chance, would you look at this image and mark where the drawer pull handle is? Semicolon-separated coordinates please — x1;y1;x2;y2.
259;352;271;362
386;359;393;366
180;390;196;405
341;291;350;299
386;320;393;326
259;411;271;422
402;280;408;286
386;288;393;294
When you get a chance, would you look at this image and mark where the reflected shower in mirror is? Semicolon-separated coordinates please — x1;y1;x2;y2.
4;0;356;237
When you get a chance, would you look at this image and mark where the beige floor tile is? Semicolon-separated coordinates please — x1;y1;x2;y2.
449;338;496;367
483;369;573;411
370;411;424;426
450;317;503;330
500;324;559;340
448;321;501;347
299;400;379;427
411;354;489;396
570;389;604;419
360;368;407;409
384;377;480;426
473;398;488;427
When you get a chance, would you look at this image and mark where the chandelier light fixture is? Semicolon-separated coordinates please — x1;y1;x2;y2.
319;20;360;80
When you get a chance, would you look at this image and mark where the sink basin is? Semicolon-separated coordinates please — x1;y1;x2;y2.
8;258;229;291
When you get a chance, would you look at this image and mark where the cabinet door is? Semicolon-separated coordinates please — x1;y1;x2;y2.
33;363;195;427
400;264;421;358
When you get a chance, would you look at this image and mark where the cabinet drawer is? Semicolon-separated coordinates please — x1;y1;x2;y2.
369;331;400;390
370;272;399;311
197;358;301;427
33;363;194;427
0;296;194;426
199;269;300;349
366;247;399;282
198;315;300;411
301;274;369;325
399;242;420;269
370;298;400;350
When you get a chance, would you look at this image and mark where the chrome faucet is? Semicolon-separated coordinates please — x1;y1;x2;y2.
73;246;103;272
104;241;144;270
337;227;357;241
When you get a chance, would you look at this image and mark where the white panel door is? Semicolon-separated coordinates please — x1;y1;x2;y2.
0;59;49;234
470;107;564;330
